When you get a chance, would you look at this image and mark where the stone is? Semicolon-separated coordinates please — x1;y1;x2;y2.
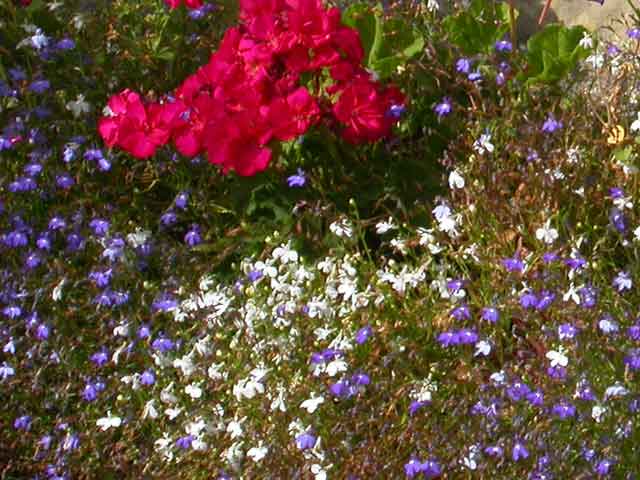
512;0;635;40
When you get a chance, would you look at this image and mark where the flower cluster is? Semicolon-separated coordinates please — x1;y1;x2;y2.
98;0;405;175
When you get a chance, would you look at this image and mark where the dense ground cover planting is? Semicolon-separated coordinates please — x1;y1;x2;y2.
4;0;640;478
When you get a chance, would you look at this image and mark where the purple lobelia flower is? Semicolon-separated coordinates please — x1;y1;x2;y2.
512;441;529;462
624;349;640;370
495;39;513;52
287;169;306;187
160;211;178;227
138;324;151;339
558;323;578;341
29;80;50;94
579;285;598;308
520;291;538;309
140;369;155;386
552;400;576;419
502;254;524;272
3;305;22;319
409;400;429;415
437;330;460;347
609;207;626;233
82;383;98;402
184;225;202;247
484;445;504;458
175;191;189;210
458;328;478;344
575;379;597;402
451;304;471;320
90;348;109;367
628;27;640;39
152;293;178;312
627;323;640;341
355;325;373;344
56;38;75;50
434;97;452;118
14;415;32;431
506;380;531;402
456;57;472;74
541;114;563;133
481;307;499;323
595;459;614;475
526;390;544;407
175;435;194;450
404;459;423;478
295;432;317;451
536;290;556;310
613;271;632;292
387;104;406;119
247;270;263;282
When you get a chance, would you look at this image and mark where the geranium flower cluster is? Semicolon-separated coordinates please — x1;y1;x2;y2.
98;0;405;176
164;0;203;9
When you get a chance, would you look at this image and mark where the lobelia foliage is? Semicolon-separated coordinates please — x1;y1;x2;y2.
5;0;640;478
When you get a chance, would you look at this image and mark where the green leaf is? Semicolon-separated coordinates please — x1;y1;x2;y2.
522;24;591;86
442;0;511;55
613;145;634;164
154;47;175;62
341;3;381;64
342;2;423;79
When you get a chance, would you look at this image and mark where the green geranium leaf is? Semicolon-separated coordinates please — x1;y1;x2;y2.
523;24;591;86
342;3;382;66
442;0;511;55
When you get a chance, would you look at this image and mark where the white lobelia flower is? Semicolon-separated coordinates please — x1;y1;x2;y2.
631;112;640;133
426;0;439;12
605;382;629;400
66;94;90;118
142;400;158;419
311;464;328;480
325;359;348;377
473;133;494;155
300;394;325;414
52;277;66;301
546;347;569;367
448;169;465;189
329;218;354;238
233;375;265;400
270;386;287;412
247;444;269;462
208;362;225;381
585;53;604;69
272;243;299;263
490;370;506;385
160;383;178;404
164;407;182;420
563;282;581;305
185;383;203;399
579;32;593;49
96;412;122;431
432;204;460;237
173;355;196;376
462;445;480;470
227;419;244;439
474;340;491;357
375;217;397;234
126;228;151;249
592;405;606;423
535;219;559;245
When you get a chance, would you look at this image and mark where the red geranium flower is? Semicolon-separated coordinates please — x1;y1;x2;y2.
98;89;181;159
